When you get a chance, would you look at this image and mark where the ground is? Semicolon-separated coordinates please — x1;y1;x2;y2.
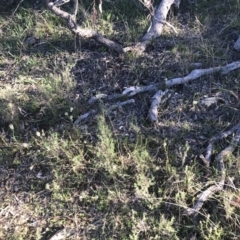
0;0;240;239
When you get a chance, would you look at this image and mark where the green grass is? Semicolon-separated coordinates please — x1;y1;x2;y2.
1;0;240;239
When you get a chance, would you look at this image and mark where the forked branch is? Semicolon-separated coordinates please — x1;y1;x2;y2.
46;0;123;53
46;0;180;54
184;125;240;216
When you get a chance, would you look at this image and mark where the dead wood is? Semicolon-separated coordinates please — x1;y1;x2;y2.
141;0;179;41
107;99;135;112
148;90;170;122
47;0;179;54
49;227;75;240
89;61;240;123
74;109;96;125
46;0;123;53
184;124;240;216
88;85;158;105
165;61;240;87
47;0;240;219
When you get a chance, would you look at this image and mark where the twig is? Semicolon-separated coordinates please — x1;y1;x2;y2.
183;180;225;216
107;99;135;112
122;84;158;96
163;20;178;34
53;0;70;7
184;124;240;216
203;124;240;164
11;0;24;17
74;110;96;125
73;0;78;17
199;154;210;168
88;94;108;104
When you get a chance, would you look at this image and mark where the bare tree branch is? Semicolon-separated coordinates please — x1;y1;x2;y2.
165;61;240;87
47;0;179;54
184;125;240;216
107;99;135;112
46;0;123;53
74;109;97;125
183;180;225;216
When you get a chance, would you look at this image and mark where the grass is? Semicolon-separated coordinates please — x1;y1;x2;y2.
1;0;240;239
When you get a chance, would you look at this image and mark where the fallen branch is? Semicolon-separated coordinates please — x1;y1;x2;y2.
234;35;240;51
47;0;179;54
183;180;225;216
46;0;123;53
88;93;131;104
89;61;240;108
74;109;96;125
148;90;170;122
122;84;158;96
88;85;158;104
107;99;135;112
202;124;240;166
165;61;240;87
184;124;240;216
88;94;108;104
124;0;180;54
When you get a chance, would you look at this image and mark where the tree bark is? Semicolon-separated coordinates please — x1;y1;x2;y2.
141;0;178;41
